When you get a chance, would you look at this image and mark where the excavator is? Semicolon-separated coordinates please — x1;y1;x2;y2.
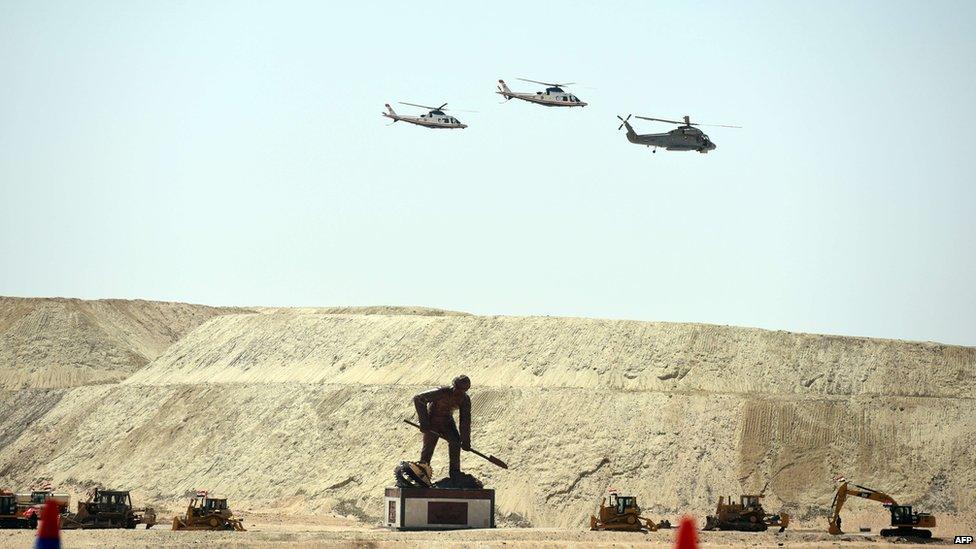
828;481;936;539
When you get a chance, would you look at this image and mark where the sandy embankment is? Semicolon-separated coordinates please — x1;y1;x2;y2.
0;298;973;546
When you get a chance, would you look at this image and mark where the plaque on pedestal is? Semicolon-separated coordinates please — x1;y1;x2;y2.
383;486;495;530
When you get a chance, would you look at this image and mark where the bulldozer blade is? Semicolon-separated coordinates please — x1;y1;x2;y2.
403;419;509;469
771;512;789;532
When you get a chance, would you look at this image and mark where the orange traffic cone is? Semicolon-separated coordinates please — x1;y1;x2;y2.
674;514;698;549
36;498;60;549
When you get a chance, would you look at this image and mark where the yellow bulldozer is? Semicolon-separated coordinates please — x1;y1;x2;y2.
703;494;789;532
172;492;245;531
828;481;935;539
590;491;671;532
61;489;156;529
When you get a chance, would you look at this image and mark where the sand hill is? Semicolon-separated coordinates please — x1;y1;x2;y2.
0;298;972;533
0;297;247;389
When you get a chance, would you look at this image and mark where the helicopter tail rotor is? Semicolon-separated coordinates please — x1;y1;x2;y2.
497;79;512;99
382;103;399;123
617;114;632;131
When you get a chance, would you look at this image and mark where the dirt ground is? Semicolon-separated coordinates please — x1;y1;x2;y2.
0;514;957;548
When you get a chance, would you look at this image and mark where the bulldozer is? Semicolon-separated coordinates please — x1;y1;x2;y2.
172;492;245;531
828;481;935;539
61;489;156;529
590;491;672;532
703;494;789;532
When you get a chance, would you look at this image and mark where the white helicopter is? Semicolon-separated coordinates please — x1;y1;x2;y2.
383;102;468;129
616;114;740;153
496;78;587;107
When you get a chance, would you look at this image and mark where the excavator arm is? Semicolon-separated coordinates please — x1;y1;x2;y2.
828;482;896;534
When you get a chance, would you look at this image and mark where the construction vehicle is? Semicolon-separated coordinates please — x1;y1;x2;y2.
703;494;789;532
590;491;672;532
172;492;245;531
828;481;935;539
16;490;70;529
0;489;68;529
61;489;156;529
0;491;29;529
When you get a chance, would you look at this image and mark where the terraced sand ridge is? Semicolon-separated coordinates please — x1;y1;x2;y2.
126;312;974;397
0;297;248;389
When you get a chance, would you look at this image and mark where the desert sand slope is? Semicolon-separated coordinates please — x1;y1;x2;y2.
127;313;974;398
0;297;247;389
0;305;973;535
255;305;470;316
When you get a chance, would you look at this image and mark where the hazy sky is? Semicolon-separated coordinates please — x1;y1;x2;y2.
2;1;974;345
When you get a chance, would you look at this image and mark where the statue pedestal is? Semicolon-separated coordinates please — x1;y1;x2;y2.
383;486;495;530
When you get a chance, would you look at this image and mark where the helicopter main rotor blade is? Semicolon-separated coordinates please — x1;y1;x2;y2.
635;115;741;128
399;102;439;110
437;103;448;111
693;122;742;128
634;115;685;125
516;77;576;87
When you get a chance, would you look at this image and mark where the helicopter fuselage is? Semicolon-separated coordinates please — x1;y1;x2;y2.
383;105;467;129
622;122;716;152
497;81;586;107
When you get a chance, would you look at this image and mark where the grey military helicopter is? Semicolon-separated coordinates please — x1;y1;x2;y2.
617;114;740;153
496;78;587;107
383;102;468;129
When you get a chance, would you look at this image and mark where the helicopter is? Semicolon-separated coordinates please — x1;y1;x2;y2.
496;78;587;107
383;102;468;129
616;115;740;153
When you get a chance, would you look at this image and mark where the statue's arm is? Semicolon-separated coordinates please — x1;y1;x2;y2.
459;394;471;449
413;388;445;429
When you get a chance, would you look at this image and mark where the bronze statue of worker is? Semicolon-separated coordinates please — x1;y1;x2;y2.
413;375;471;480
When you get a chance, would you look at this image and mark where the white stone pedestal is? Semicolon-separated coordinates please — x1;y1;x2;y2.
383;486;495;530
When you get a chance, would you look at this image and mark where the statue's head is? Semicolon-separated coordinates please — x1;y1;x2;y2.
452;374;471;394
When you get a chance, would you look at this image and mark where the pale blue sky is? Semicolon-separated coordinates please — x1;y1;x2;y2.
2;1;974;345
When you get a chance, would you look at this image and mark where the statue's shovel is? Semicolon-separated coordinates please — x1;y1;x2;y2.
403;419;509;469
